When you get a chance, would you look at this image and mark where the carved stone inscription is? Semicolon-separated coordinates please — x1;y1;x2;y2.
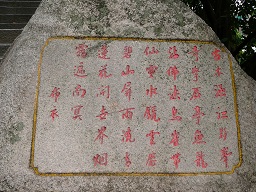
31;37;241;176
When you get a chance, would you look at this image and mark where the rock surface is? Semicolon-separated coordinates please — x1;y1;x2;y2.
0;0;256;191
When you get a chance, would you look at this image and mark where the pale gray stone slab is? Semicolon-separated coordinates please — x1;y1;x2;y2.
0;0;256;191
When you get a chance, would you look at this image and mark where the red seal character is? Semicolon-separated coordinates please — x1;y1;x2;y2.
49;87;60;102
144;106;160;122
192;66;199;81
220;147;232;168
146;65;158;78
74;62;87;78
96;106;109;120
93;153;108;166
170;130;179;146
146;85;157;98
99;64;112;79
192;130;206;144
97;85;110;99
94;126;108;144
73;85;86;98
50;107;59;121
192;106;205;125
212;48;221;61
216;108;228;120
219;128;227;141
121;65;135;76
146;152;157;167
121;82;132;101
195;151;208;168
214;84;226;97
170;153;181;169
71;105;83;120
122;127;135;142
98;44;110;59
190;87;201;100
169;106;182;122
144;46;159;56
215;66;223;77
76;43;88;58
123;46;132;58
168;46;179;59
124;152;132;167
146;130;160;146
189;46;199;61
169;85;180;100
119;108;135;120
166;65;179;81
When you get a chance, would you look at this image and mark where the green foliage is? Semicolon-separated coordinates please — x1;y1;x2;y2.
181;0;256;80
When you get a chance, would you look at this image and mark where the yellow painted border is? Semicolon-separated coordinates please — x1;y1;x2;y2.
30;36;242;176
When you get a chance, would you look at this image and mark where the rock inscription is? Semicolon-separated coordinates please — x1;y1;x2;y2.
30;37;242;176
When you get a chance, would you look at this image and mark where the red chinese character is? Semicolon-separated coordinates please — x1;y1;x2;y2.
144;106;160;122
99;64;112;79
144;46;159;56
122;127;135;142
94;126;108;144
169;85;180;100
212;48;221;61
123;46;132;58
219;128;227;141
168;46;179;59
195;151;208;168
169;107;182;121
146;130;160;146
146;152;157;167
97;85;110;99
192;66;199;81
170;130;179;146
170;153;181;169
146;65;158;78
166;65;179;80
96;106;108;120
192;106;205;124
189;46;199;61
193;130;206;144
190;87;201;100
49;87;60;102
73;85;86;98
121;65;135;76
74;62;87;78
214;84;226;97
124;152;132;167
119;108;135;120
98;44;110;59
76;44;88;58
71;105;83;120
121;82;132;101
215;66;223;77
220;147;232;168
93;153;108;166
146;85;157;98
216;108;228;120
50;107;59;121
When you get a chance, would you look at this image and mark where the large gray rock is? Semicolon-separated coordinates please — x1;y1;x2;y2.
1;0;256;191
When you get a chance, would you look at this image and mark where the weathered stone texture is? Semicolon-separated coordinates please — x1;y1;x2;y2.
0;0;256;191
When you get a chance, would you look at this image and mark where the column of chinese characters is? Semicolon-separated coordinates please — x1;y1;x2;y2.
93;44;113;167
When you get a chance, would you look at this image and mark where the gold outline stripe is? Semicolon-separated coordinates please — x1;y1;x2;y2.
30;36;242;176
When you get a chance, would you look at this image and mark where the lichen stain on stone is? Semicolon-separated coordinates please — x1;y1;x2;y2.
8;122;24;144
154;26;163;36
95;0;110;20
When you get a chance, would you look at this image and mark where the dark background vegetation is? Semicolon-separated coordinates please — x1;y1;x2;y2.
181;0;256;80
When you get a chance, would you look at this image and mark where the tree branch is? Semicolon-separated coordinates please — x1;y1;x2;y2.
232;30;256;56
